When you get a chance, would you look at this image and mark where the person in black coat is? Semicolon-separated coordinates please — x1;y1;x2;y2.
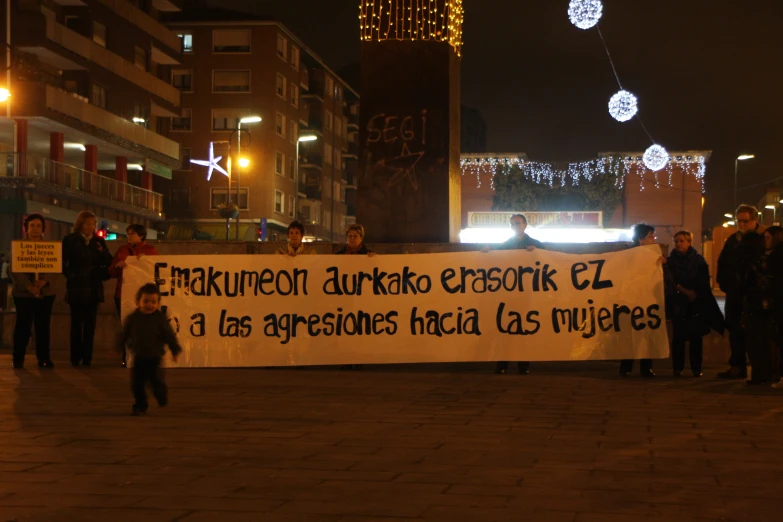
667;231;725;377
716;204;764;379
62;211;113;367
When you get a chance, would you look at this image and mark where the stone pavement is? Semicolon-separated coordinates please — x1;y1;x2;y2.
1;342;782;522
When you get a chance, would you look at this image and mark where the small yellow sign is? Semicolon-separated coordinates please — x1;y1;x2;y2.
11;241;62;274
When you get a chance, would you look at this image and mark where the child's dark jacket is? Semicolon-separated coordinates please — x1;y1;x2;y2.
118;309;183;359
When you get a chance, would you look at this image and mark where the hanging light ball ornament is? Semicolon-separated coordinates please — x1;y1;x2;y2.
568;0;603;30
643;145;669;172
608;90;638;122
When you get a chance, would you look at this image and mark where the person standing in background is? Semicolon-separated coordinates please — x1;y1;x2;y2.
109;224;159;367
0;253;11;310
62;210;113;367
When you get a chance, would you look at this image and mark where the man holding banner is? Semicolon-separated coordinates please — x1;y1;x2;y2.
487;213;544;375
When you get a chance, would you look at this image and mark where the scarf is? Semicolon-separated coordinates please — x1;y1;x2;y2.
287;242;305;256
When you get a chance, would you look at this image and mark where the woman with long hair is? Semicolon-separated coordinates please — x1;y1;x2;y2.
62;210;113;367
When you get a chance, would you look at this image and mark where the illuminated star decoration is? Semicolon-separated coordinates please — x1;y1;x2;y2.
190;142;229;181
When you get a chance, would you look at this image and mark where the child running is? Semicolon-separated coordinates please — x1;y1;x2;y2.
118;283;182;416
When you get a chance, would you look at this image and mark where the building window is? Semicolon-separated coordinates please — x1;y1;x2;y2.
177;32;193;53
324;210;331;231
324;143;332;165
172;69;193;91
274;190;284;214
289;83;299;107
289;121;297;144
277;34;287;60
212;109;250;131
325;110;333;132
276;113;285;137
65;16;80;32
213;70;250;93
170;188;191;209
335;117;342;138
291;46;300;70
213;29;250;53
93;22;107;47
134;46;147;70
340;186;346;203
275;151;285;176
90;83;107;109
211;188;249;210
133;104;149;127
335;149;342;166
288;195;295;217
325;76;334;98
334;84;343;101
289;157;295;181
180;147;191;170
172;108;192;131
276;74;286;99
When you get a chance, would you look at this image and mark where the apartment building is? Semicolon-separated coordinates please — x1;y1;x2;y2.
0;0;183;248
161;8;359;242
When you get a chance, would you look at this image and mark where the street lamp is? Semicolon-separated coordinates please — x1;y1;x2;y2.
734;154;755;210
723;213;733;219
233;115;261;240
765;204;777;225
0;87;9;102
295;134;318;224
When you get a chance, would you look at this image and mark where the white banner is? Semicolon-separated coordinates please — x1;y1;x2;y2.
122;246;668;367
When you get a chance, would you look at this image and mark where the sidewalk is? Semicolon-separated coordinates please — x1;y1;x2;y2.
0;342;781;521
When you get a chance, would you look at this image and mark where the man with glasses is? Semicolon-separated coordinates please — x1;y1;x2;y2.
492;213;544;375
716;204;764;379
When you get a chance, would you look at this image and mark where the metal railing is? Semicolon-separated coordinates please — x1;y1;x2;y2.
1;153;163;214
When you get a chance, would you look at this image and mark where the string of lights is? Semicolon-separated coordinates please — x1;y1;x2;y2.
460;155;707;192
359;0;464;56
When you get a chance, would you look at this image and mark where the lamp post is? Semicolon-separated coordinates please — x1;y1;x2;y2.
234;116;261;240
295;134;318;225
734;154;755;210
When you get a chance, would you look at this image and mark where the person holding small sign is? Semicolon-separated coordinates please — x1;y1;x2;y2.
109;224;159;367
276;221;316;256
62;210;113;367
11;214;56;369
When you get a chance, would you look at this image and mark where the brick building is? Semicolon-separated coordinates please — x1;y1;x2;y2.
160;9;359;242
0;0;183;249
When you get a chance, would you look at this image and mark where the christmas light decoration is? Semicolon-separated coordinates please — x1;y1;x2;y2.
568;0;603;30
460;154;707;192
643;144;669;172
608;90;638;122
359;0;464;56
191;142;228;181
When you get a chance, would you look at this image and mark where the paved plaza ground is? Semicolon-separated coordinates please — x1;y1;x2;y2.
1;338;782;522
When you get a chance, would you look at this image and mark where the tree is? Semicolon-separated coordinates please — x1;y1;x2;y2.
492;156;624;220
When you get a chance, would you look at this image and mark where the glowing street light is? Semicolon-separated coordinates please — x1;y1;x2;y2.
734;154;755;209
0;88;9;102
295;135;319;221
238;157;250;168
724;213;733;218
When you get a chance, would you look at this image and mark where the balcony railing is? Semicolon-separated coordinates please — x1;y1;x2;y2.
1;153;163;214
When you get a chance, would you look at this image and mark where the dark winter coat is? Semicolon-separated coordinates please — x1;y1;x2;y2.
62;232;113;304
118;309;183;359
668;246;725;335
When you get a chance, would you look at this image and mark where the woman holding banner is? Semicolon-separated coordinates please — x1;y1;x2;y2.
109;224;158;367
276;221;316;256
619;224;670;378
336;224;375;370
62;210;113;367
11;214;56;369
667;230;725;378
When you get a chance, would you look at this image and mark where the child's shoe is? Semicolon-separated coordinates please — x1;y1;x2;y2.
131;405;147;416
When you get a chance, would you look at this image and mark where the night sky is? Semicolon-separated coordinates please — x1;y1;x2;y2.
207;0;782;229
